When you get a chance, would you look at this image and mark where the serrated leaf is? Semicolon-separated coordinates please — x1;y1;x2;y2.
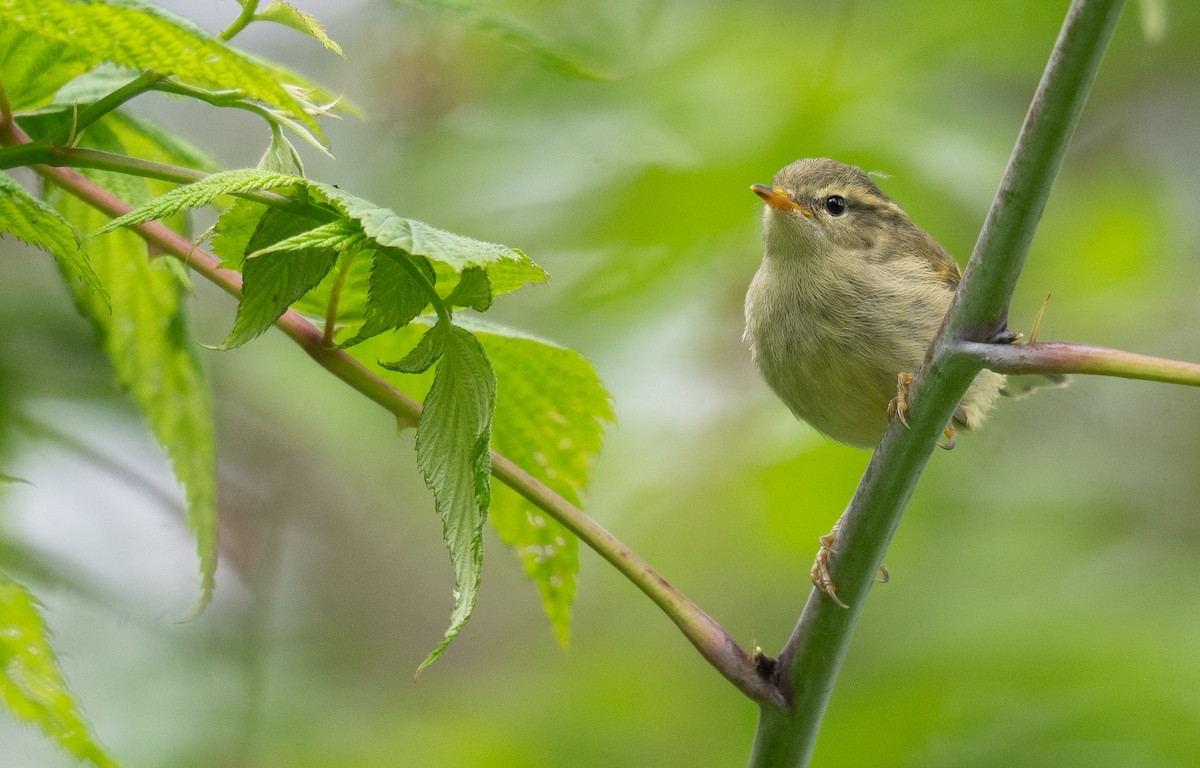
348;316;612;647
430;249;547;298
248;218;364;258
308;182;533;274
223;229;349;349
380;321;446;374
444;266;492;311
0;575;120;768
464;317;613;646
0;0;321;136
49;176;217;611
45;64;145;110
99;173;545;306
0;23;94;112
0;172;108;307
213;202;317;272
415;324;496;671
93;169;302;236
211;200;270;266
256;1;344;57
341;250;435;348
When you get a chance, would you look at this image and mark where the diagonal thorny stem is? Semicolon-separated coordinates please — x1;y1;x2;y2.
0;112;785;709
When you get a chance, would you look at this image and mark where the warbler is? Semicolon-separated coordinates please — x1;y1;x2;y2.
744;157;1007;450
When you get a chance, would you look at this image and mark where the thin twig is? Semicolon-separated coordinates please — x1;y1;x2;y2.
959;340;1200;386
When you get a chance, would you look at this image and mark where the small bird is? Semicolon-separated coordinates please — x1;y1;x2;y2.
744;157;1007;450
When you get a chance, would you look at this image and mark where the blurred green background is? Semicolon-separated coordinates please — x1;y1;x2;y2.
3;0;1200;765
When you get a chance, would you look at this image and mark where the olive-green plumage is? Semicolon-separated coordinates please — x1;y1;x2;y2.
744;158;1004;448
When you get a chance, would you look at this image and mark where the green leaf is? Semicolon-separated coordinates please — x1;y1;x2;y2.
0;575;120;768
308;182;537;274
415;324;496;671
379;321;446;374
0;23;94;112
444;265;492;311
464;317;613;645
93;169;302;236
50;175;217;611
247;218;364;258
0;473;32;486
211;200;270;266
0;0;321;136
223;224;355;348
256;1;344;56
342;250;435;348
18;63;142;114
212;201;317;271
350;316;613;647
258;124;306;175
98;172;546;303
0;171;109;307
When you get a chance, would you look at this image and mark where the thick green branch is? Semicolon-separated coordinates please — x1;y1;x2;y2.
749;1;1128;766
960;341;1200;386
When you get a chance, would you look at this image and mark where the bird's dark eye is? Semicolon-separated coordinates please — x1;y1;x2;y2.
824;195;847;216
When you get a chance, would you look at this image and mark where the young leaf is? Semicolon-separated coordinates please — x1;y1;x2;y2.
0;575;120;768
443;265;492;311
466;317;613;645
222;220;364;348
341;250;436;348
379;320;447;374
93;169;303;236
0;172;109;307
50;180;217;611
0;0;322;135
258;124;306;175
255;1;345;57
415;324;496;671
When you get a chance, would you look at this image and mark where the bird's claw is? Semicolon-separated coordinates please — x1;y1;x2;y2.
811;528;849;609
888;372;958;450
886;372;914;428
810;525;889;609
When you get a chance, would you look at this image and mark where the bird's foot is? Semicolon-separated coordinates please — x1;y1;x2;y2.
886;372;914;428
810;524;889;609
811;527;849;609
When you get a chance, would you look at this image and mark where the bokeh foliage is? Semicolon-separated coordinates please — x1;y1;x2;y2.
2;0;1199;766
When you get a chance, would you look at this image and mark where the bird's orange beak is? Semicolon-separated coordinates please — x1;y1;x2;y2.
751;184;813;217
